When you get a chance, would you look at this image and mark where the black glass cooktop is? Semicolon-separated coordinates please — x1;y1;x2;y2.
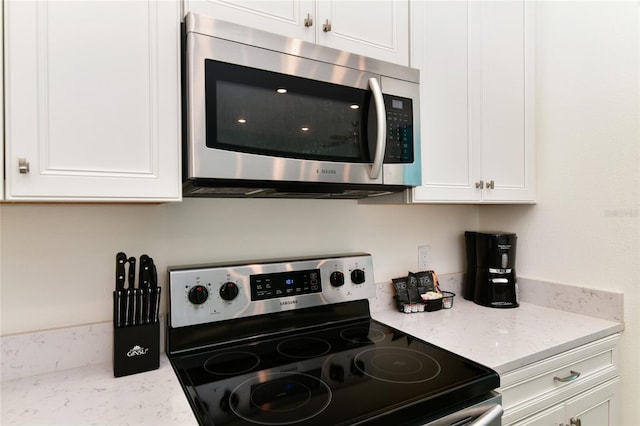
169;318;499;426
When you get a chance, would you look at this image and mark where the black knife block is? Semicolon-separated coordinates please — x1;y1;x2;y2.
113;322;160;377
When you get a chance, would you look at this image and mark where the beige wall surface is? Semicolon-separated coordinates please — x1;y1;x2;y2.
0;200;478;334
481;2;640;425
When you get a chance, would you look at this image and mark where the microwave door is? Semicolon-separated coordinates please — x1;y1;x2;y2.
194;56;384;185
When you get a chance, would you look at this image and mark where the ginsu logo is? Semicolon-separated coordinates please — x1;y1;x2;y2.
280;300;298;306
127;345;149;357
316;169;337;175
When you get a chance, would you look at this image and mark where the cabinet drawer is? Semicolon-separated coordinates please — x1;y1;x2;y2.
500;334;619;424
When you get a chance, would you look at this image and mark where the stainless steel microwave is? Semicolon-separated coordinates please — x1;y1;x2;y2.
183;12;421;199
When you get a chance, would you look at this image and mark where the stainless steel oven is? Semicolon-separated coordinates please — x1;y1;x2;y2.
166;253;502;425
183;13;421;199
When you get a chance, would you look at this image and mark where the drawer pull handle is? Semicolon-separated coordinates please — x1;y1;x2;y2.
570;417;582;426
554;370;581;383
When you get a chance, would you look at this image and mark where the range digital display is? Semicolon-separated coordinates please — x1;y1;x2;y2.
250;269;322;301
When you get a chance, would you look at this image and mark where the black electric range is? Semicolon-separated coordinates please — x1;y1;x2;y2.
166;253;501;426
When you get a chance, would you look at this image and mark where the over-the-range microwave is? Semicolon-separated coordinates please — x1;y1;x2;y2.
183;12;421;199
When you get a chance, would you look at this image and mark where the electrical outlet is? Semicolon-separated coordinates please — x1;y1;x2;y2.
418;245;431;271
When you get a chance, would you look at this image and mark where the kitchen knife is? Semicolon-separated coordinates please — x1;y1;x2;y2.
125;257;137;326
139;255;151;323
149;261;159;323
115;252;128;327
115;252;127;291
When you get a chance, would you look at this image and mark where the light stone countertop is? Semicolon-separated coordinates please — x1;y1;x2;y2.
1;294;623;425
1;355;198;426
372;298;624;374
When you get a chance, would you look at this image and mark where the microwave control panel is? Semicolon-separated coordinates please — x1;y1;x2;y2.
383;94;413;164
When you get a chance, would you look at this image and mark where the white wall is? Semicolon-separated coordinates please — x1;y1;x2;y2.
0;200;478;335
481;1;640;424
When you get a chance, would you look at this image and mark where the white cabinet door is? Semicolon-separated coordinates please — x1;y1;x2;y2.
4;0;181;202
476;0;535;202
411;0;535;203
183;0;409;65
183;0;315;42
316;0;408;65
1;3;4;200
564;379;619;426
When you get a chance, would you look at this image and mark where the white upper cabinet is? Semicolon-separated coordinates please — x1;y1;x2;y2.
4;0;181;202
1;4;4;200
410;0;535;203
183;0;409;65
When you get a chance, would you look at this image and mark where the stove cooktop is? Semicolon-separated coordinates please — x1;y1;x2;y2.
169;317;498;426
166;254;499;426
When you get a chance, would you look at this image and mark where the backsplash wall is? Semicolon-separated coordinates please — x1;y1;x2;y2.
0;200;479;335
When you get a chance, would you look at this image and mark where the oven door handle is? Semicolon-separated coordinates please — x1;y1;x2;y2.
368;77;386;180
469;404;503;426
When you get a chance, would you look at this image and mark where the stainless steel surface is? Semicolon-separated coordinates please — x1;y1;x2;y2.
18;158;29;174
554;370;581;383
423;392;502;426
184;12;421;193
304;13;313;27
168;253;375;328
368;77;386;180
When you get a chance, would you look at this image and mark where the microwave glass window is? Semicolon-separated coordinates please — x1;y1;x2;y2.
205;60;372;163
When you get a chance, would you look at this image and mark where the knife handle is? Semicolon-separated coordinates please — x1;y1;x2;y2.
128;257;137;290
153;287;161;323
115;252;127;291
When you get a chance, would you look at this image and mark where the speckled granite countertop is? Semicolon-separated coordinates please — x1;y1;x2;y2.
1;289;623;425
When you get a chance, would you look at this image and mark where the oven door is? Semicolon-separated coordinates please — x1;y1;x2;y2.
424;392;502;426
185;18;420;187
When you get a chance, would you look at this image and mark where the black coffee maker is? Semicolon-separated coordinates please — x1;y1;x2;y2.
464;231;519;308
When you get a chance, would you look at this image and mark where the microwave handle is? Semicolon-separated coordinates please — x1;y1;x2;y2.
368;77;386;180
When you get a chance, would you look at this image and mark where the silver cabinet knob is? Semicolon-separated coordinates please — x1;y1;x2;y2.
323;19;332;32
569;418;582;426
486;180;495;189
304;13;313;27
475;181;484;189
18;158;30;174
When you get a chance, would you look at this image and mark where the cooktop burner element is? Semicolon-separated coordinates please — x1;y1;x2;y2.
204;352;261;376
353;347;441;384
230;372;332;425
166;253;501;425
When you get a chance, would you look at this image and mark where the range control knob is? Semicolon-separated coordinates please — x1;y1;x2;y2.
220;282;239;301
329;271;345;287
188;285;209;305
350;269;366;284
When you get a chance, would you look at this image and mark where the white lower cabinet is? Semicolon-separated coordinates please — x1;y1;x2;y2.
4;0;182;201
501;335;620;426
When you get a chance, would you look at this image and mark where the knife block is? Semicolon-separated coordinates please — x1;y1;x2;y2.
113;322;160;377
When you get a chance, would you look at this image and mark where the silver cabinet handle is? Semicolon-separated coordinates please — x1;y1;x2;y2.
570;417;582;426
554;370;581;383
322;19;331;32
469;404;503;426
304;13;313;27
475;180;484;189
18;158;30;174
486;180;495;189
367;77;386;180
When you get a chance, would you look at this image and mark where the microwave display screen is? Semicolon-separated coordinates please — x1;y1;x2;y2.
205;60;373;163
